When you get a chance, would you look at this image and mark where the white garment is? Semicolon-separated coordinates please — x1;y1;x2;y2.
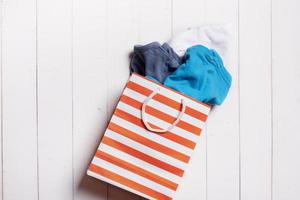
169;24;232;65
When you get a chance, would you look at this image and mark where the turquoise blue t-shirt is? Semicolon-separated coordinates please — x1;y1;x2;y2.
164;45;232;105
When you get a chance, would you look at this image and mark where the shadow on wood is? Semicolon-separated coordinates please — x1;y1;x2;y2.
77;174;108;199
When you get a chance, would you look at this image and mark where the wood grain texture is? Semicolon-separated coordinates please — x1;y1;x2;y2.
1;0;38;199
37;0;73;199
272;0;300;199
0;2;2;199
239;0;272;199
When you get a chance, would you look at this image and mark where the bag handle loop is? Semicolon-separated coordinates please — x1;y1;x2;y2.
141;88;186;133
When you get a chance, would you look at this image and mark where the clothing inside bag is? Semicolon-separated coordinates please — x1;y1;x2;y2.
130;42;182;83
129;24;232;105
164;45;232;105
168;24;231;66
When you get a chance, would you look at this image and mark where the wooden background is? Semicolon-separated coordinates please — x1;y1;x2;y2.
0;0;299;199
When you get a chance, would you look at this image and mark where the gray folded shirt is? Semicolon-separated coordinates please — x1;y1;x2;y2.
130;42;182;83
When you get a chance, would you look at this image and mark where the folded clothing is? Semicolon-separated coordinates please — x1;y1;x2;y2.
164;45;232;105
169;24;231;65
130;42;182;83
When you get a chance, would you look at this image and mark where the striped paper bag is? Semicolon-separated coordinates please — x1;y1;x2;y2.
87;73;211;200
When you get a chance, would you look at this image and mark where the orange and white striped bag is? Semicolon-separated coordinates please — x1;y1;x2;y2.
87;73;211;200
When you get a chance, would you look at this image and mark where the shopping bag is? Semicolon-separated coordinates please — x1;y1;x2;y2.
87;73;211;200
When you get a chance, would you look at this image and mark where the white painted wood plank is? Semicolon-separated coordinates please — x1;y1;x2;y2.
36;0;73;199
239;0;272;199
73;0;108;199
171;1;207;200
105;0;139;199
1;0;38;199
272;0;300;199
0;2;3;199
136;0;171;44
203;0;240;199
172;0;205;33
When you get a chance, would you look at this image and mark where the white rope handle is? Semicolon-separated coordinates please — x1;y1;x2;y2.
141;88;186;133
